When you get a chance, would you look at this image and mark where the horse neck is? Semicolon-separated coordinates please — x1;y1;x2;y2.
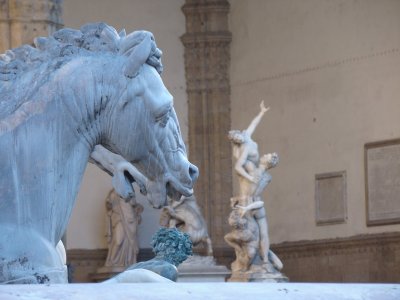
57;63;120;149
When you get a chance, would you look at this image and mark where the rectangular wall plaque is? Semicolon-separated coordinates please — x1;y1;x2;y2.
365;139;400;226
315;171;347;226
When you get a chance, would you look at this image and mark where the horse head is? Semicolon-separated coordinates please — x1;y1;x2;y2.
104;31;198;208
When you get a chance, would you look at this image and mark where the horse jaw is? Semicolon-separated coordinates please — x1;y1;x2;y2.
166;174;194;198
144;174;195;209
145;180;168;208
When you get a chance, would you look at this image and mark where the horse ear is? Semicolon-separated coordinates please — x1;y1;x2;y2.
100;25;120;45
123;34;152;78
119;29;126;38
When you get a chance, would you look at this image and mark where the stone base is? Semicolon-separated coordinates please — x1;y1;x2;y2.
228;264;289;283
228;271;289;282
177;255;231;282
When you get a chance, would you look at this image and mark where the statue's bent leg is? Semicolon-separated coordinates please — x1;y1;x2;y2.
268;249;283;271
253;207;270;265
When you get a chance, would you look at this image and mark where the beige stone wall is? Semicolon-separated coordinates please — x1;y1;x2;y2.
59;0;400;282
0;0;62;53
64;0;400;251
272;232;400;282
63;0;186;249
229;0;400;244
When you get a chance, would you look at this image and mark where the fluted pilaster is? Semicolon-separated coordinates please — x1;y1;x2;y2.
181;0;232;249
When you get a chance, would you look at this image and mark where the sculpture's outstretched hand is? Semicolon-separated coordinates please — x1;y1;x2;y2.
260;100;270;114
244;101;270;137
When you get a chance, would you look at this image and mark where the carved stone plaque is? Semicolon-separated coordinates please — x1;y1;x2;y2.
315;171;347;225
365;139;400;226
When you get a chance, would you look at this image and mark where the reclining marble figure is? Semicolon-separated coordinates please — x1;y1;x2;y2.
0;22;198;284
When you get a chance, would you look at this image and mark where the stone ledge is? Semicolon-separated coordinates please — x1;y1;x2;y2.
0;283;398;300
273;232;400;259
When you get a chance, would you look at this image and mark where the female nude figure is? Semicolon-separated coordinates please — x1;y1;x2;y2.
228;101;269;185
228;101;278;271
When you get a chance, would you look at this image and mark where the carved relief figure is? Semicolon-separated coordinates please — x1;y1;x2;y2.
160;195;213;256
104;189;143;268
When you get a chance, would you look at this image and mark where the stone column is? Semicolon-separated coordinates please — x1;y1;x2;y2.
0;0;63;53
181;0;232;251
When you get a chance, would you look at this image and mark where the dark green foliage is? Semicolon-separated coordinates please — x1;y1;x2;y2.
151;228;192;266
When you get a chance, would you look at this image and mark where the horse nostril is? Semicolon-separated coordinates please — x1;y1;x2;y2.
188;164;199;182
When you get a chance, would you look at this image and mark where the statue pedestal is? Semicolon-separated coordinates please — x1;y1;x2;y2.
177;255;230;282
228;271;289;282
228;264;289;283
90;266;126;282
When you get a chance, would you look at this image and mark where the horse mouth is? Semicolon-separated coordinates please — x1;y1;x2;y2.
144;167;197;209
145;179;193;209
166;180;193;202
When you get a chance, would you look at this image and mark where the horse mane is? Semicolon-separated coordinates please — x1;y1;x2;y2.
0;22;163;121
0;22;163;80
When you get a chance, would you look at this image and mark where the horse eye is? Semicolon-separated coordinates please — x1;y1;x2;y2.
156;107;171;127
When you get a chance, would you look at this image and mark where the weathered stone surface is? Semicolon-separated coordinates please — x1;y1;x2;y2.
0;282;399;300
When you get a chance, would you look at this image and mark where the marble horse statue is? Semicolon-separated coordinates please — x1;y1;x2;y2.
0;23;198;284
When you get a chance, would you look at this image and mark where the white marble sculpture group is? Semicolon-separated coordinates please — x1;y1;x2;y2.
225;101;287;282
0;22;198;284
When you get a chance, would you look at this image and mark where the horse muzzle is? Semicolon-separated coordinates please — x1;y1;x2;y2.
185;163;199;186
166;163;198;199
